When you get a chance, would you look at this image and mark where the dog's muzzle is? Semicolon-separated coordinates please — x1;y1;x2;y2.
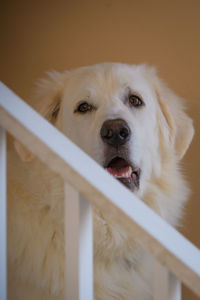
100;119;140;190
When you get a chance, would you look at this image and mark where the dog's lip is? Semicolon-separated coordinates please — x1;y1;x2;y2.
104;156;140;190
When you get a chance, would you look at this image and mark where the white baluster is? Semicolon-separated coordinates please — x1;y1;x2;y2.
154;261;181;300
64;183;93;300
0;127;7;300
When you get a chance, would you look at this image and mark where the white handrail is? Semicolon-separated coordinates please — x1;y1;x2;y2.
0;82;200;297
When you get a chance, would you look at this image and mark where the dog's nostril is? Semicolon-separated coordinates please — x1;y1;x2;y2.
101;128;113;139
119;126;130;139
106;129;113;139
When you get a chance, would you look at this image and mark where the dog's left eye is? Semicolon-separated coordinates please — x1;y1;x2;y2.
129;95;144;107
74;102;94;113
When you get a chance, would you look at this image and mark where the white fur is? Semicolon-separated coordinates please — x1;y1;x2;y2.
8;63;194;299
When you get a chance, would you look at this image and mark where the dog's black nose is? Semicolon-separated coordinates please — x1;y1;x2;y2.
100;119;131;147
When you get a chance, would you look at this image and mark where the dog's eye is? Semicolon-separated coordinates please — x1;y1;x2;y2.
129;95;144;107
74;102;93;113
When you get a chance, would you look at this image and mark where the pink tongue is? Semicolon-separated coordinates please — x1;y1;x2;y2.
107;166;130;177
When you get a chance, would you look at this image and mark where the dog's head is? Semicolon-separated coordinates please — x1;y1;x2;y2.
15;63;194;198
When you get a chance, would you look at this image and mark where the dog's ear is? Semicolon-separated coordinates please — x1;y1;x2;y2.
151;69;194;160
14;71;68;162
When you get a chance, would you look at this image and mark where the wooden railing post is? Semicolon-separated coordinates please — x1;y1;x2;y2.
0;127;7;300
154;261;181;300
64;183;93;300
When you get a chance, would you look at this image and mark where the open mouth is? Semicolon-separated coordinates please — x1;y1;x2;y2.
105;156;140;190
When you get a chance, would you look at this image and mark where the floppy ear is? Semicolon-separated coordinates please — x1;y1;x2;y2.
152;70;194;160
14;71;68;162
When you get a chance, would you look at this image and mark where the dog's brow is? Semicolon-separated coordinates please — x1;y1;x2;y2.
121;86;131;103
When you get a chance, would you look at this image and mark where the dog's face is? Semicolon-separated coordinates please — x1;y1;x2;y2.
15;63;194;199
58;64;160;195
49;63;193;197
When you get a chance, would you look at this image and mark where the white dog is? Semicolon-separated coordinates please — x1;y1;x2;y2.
8;63;194;300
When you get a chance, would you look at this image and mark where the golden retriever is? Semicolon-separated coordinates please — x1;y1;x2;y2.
7;63;194;300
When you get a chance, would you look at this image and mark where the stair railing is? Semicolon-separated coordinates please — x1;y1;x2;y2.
0;82;200;300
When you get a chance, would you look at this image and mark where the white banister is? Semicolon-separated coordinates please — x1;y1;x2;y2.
64;183;93;300
169;274;181;300
0;127;7;300
154;262;181;300
0;82;200;297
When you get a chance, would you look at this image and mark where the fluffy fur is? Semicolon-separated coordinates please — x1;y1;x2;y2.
7;63;194;300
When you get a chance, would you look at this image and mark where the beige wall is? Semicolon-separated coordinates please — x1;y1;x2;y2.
1;1;200;299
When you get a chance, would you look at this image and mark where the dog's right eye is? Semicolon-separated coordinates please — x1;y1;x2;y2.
74;102;93;114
